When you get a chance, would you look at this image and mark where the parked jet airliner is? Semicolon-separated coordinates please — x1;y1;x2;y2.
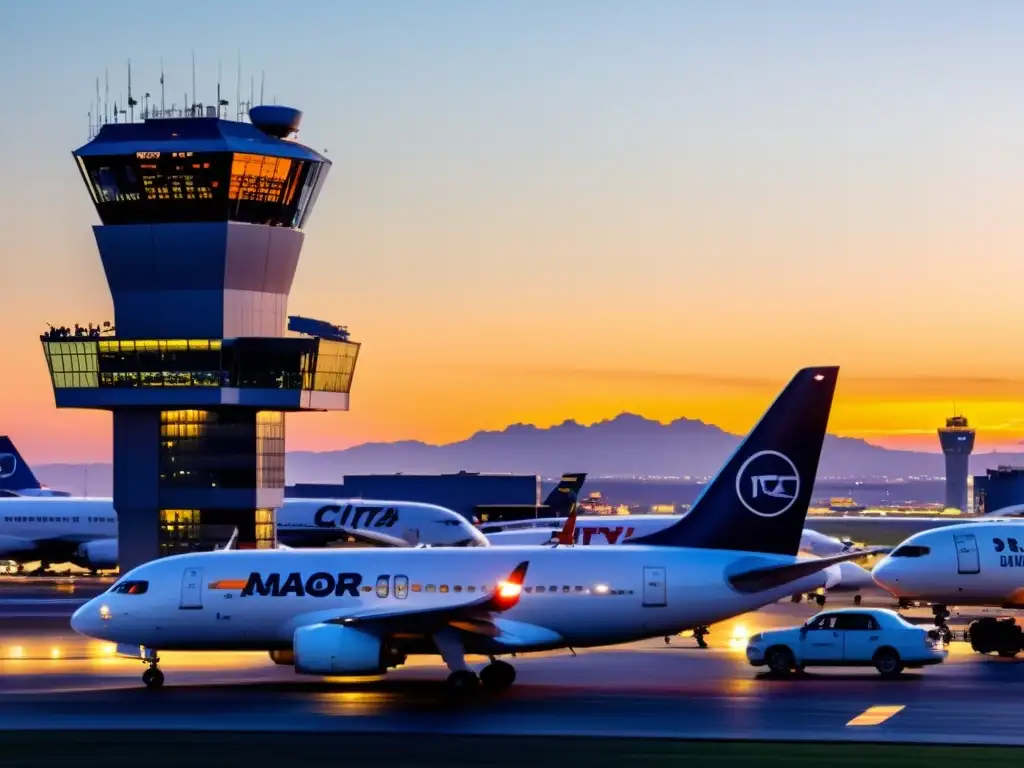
71;366;882;693
872;520;1024;655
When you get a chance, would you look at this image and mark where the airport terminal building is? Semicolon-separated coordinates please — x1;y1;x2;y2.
42;104;359;571
973;466;1024;515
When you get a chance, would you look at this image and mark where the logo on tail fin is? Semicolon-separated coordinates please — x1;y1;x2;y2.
736;450;800;518
0;454;16;480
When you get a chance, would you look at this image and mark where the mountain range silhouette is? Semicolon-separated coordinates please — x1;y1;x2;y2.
34;413;1024;496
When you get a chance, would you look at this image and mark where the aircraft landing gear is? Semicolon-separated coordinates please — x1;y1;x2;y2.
693;626;710;649
141;654;164;689
434;627;482;698
479;659;516;692
815;593;826;607
932;604;953;644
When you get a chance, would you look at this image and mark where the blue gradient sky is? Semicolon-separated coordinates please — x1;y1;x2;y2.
3;1;1024;462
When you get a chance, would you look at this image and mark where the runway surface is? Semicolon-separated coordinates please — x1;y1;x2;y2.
0;586;1022;746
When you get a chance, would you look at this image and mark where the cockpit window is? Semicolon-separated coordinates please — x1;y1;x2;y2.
891;545;930;558
109;580;148;595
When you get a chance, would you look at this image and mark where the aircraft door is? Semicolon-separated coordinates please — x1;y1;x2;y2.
642;566;667;607
954;534;980;575
180;567;204;609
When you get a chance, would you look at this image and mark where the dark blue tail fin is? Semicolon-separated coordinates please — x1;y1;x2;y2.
629;367;838;555
0;437;42;492
542;473;587;516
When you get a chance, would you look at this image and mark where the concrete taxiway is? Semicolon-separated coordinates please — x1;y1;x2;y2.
0;592;1022;746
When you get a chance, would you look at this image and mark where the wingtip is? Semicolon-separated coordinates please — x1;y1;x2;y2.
508;560;530;584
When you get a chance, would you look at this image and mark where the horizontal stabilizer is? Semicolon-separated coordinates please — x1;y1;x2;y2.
728;548;889;594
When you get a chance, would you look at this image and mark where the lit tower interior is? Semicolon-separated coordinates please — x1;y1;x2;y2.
41;102;359;572
938;414;976;513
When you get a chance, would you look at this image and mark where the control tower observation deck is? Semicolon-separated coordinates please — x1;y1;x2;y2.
41;104;360;572
938;414;976;513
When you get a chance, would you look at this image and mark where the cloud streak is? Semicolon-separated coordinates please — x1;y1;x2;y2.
441;364;1024;398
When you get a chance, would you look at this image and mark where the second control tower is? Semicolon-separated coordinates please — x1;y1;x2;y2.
938;414;976;512
42;102;359;572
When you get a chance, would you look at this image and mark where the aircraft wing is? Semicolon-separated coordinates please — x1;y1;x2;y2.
728;548;890;594
325;561;530;635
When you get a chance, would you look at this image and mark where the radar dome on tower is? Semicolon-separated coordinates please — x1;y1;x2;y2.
249;105;302;138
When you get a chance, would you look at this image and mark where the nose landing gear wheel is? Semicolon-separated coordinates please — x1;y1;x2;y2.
142;667;164;689
479;660;516;692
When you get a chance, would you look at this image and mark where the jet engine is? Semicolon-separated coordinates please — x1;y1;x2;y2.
72;539;118;570
293;623;400;676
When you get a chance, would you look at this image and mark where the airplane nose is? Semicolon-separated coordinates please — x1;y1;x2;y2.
70;600;103;637
70;604;88;635
871;557;898;591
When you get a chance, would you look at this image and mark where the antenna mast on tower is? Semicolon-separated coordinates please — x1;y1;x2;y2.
127;59;136;122
236;51;242;121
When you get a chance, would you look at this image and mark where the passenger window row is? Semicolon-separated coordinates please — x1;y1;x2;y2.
360;575;628;600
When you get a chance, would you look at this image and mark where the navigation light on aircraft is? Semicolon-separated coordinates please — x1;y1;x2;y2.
496;580;522;604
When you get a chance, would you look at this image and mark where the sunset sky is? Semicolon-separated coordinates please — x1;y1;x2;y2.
3;1;1024;463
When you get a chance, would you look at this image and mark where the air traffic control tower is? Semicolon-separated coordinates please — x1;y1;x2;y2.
41;103;360;572
938;414;976;512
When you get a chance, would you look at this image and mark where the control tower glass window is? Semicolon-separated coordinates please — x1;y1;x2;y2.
77;153;230;225
77;152;326;228
227;153;317;228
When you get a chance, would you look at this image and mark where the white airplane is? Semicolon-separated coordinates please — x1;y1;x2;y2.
480;514;876;604
872;519;1024;654
0;496;489;573
71;366;883;692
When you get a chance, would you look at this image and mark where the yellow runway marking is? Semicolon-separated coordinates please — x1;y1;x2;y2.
846;705;905;726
